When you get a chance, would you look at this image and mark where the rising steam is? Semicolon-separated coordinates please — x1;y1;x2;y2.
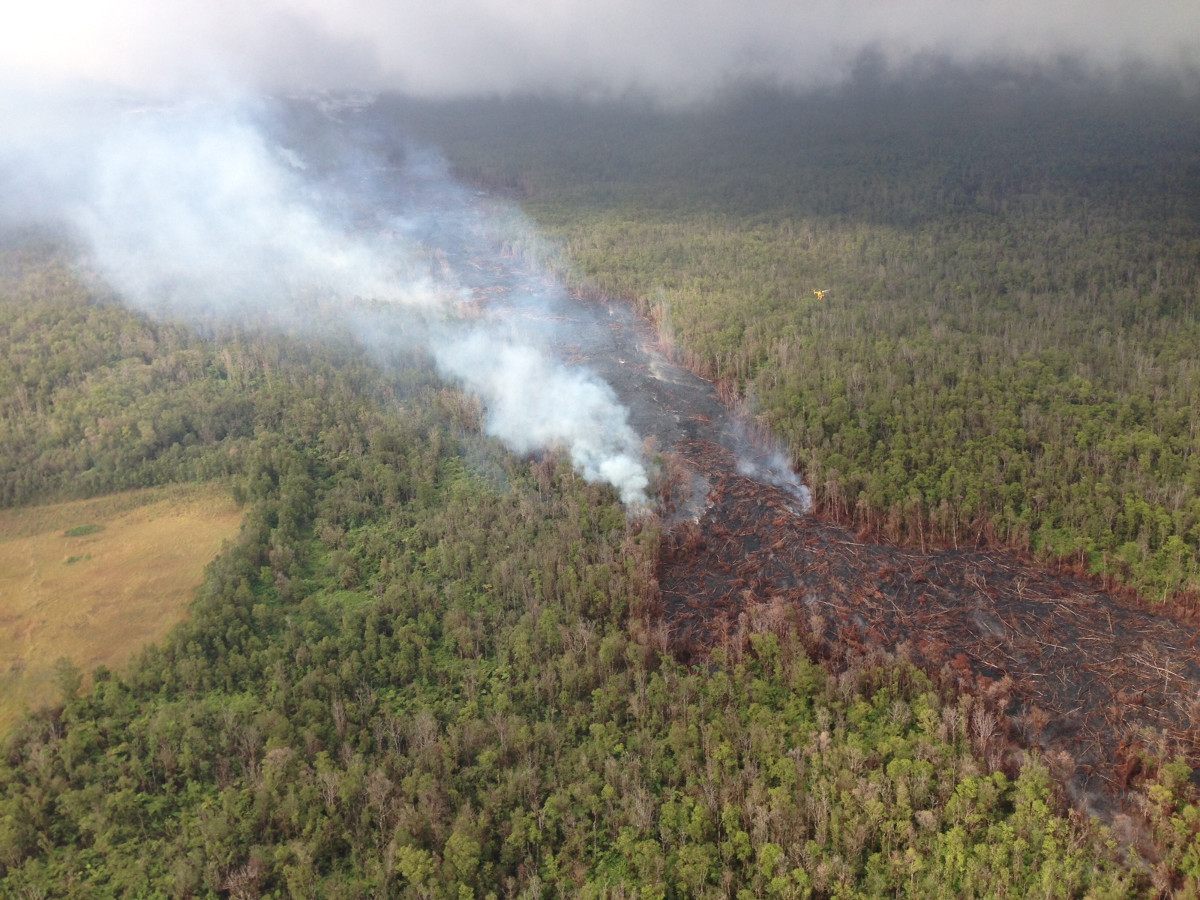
0;91;650;507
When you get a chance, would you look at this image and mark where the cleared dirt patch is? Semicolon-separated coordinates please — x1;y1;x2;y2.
0;483;242;731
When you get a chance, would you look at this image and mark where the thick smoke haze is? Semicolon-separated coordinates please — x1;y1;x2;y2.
0;94;652;507
3;1;1199;101
83;106;438;318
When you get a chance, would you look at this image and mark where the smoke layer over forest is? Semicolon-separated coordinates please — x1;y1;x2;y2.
0;93;651;506
3;0;1199;507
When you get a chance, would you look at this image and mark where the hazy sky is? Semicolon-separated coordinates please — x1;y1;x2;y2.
5;0;1200;100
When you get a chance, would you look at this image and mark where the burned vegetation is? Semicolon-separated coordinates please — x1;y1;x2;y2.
655;436;1200;855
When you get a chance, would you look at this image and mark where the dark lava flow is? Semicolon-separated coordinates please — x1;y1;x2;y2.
300;101;1200;829
467;208;1200;826
458;200;1200;831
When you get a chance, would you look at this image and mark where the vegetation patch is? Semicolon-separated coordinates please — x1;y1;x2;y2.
63;523;103;537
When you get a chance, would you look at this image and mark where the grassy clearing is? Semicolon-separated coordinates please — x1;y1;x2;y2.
0;482;242;732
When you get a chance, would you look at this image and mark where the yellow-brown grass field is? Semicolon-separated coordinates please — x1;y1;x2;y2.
0;483;243;733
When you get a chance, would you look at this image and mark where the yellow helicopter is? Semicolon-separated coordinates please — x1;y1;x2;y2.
812;289;829;301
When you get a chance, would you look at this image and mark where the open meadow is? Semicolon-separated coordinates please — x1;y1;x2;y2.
0;483;241;731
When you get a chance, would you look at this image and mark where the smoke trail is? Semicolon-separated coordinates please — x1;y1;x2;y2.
0;90;650;507
727;417;812;513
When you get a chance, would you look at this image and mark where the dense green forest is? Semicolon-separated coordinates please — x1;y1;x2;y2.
1;237;279;506
7;232;1196;895
387;70;1200;602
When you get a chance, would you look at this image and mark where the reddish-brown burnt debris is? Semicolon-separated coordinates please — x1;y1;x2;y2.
460;231;1200;826
655;439;1200;820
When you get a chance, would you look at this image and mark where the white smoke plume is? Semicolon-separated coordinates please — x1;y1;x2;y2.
435;330;648;506
81;105;440;318
0;91;650;507
737;450;812;513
